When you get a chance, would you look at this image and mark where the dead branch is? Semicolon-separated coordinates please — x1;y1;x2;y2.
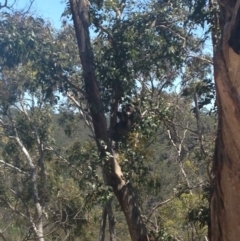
0;160;28;175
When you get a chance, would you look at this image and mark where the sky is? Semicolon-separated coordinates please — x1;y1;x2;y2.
9;0;65;28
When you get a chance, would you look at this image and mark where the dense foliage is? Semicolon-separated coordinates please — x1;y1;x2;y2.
0;0;217;240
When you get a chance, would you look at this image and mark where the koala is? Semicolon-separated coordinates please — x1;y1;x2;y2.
111;104;135;142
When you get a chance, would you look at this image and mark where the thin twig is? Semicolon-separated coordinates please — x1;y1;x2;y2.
67;92;94;133
147;197;174;221
44;146;83;174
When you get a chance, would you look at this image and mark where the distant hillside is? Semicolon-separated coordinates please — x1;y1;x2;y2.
52;113;91;148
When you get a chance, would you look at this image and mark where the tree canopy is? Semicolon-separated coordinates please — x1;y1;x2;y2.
1;0;237;240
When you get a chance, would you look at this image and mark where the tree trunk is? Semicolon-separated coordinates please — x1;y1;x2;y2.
69;1;149;240
14;135;44;241
98;205;107;241
210;1;240;241
98;200;116;241
107;200;116;241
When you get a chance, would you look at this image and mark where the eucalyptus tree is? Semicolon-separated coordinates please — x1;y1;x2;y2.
180;0;240;240
66;0;212;240
0;13;94;240
0;1;217;240
209;1;240;241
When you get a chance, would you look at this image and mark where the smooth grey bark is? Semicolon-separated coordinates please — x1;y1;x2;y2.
14;134;44;241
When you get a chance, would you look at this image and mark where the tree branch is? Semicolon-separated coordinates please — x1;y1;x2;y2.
67;92;94;134
65;78;87;97
186;55;213;65
44;145;83;175
0;160;28;175
155;24;186;48
109;0;126;19
10;124;44;241
146;197;174;221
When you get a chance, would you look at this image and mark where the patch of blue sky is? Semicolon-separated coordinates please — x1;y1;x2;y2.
4;0;65;29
